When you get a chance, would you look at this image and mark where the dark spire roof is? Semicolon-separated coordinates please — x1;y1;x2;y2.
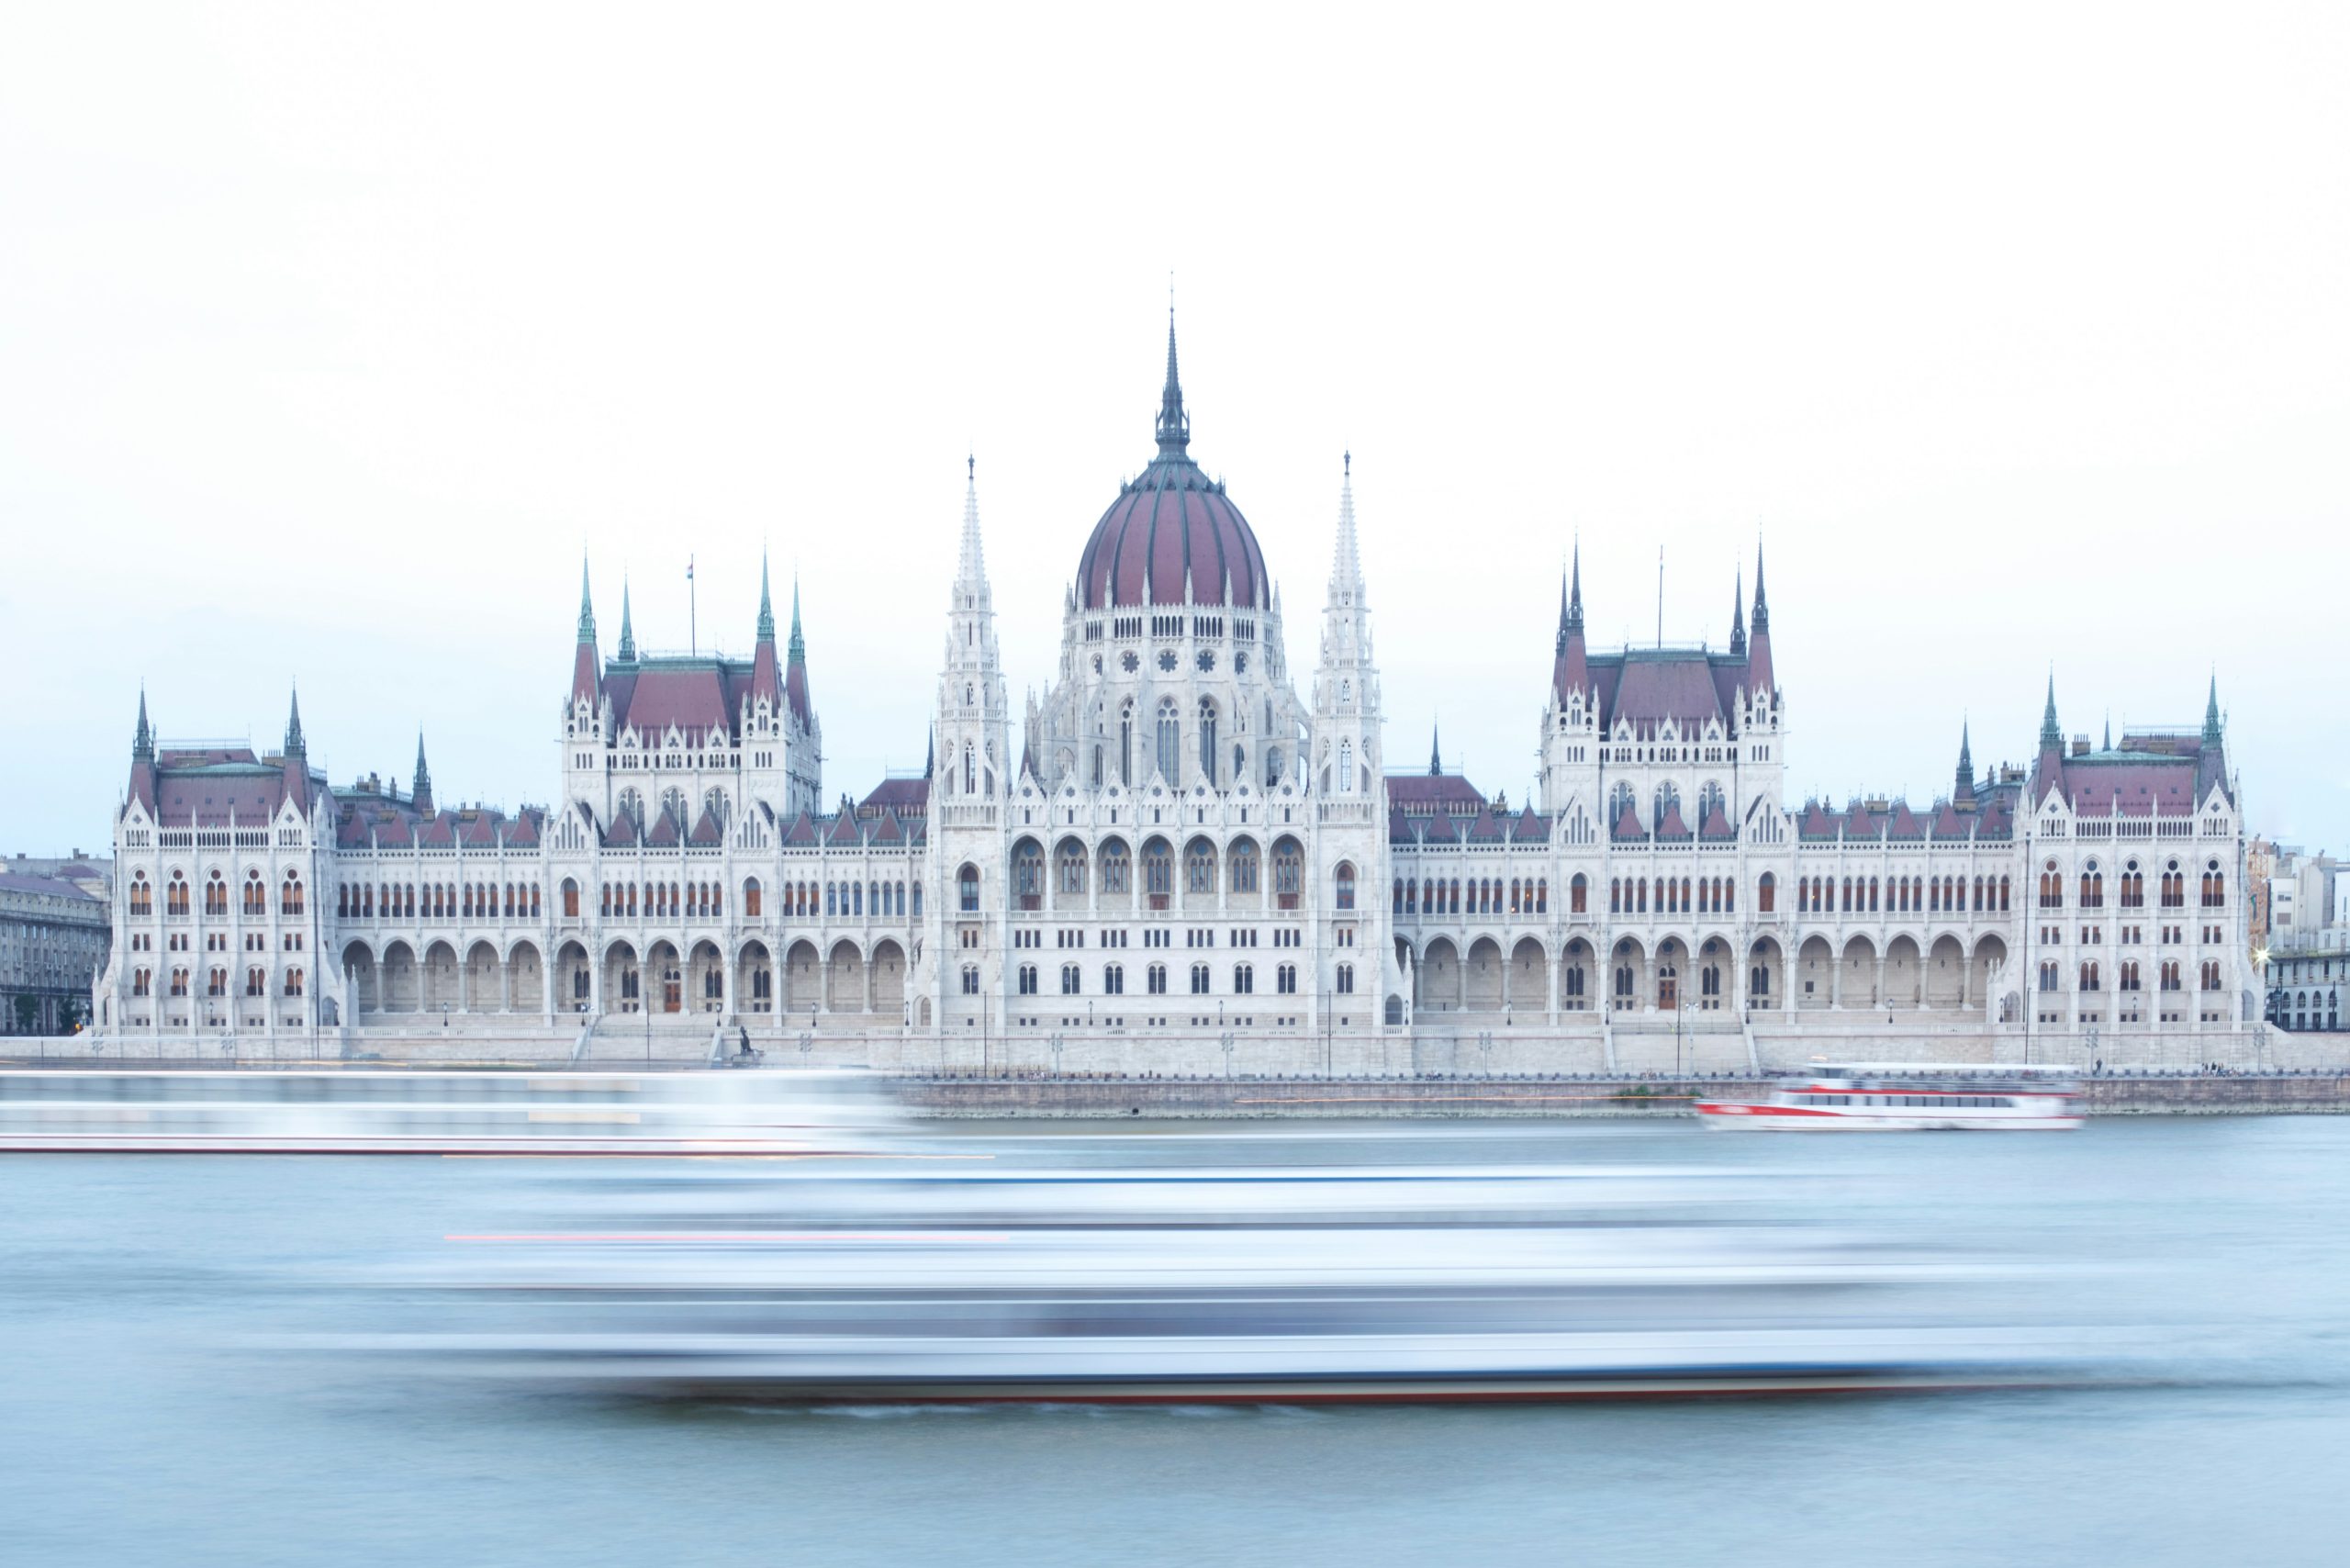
1751;540;1770;633
1558;540;1584;649
757;550;776;642
788;576;805;664
2103;713;2112;752
2040;673;2062;750
923;727;934;779
1729;566;1747;657
577;556;596;644
1429;722;1442;777
285;685;305;755
413;732;433;812
1955;719;1975;799
1154;308;1191;461
2204;672;2223;745
133;687;152;761
615;579;637;664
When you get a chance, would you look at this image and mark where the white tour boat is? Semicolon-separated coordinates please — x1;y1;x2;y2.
347;1161;2120;1402
1695;1063;2083;1132
0;1069;900;1155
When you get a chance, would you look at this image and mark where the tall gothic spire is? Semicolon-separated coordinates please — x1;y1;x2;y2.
1955;719;1975;801
1744;540;1775;695
616;578;637;664
1729;566;1747;657
958;454;988;590
784;573;813;727
1429;722;1442;777
1561;541;1584;643
1553;540;1591;704
412;733;434;815
757;550;776;643
1154;308;1191;460
576;556;598;643
133;687;152;761
2203;672;2223;745
284;685;305;755
2040;672;2062;750
1328;451;1363;604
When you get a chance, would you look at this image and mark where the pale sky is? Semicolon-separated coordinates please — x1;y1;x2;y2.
4;4;2344;856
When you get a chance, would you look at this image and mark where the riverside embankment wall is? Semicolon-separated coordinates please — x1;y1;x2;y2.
898;1072;2350;1118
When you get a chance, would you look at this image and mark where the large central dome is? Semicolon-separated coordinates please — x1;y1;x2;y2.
1073;321;1268;611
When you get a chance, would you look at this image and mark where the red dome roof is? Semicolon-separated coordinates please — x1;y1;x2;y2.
1077;463;1266;610
1075;316;1269;611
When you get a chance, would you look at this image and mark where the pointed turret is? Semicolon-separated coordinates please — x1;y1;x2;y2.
571;556;603;706
280;686;310;811
749;549;782;711
2032;673;2067;804
1954;720;1976;807
1429;723;1443;777
1746;541;1774;695
938;454;1007;805
1308;451;1382;796
1729;567;1747;657
2197;672;2232;803
923;727;934;779
784;575;812;725
1327;451;1364;604
412;733;434;817
615;578;637;665
125;687;158;816
1154;308;1191;460
1551;542;1590;704
2103;714;2112;753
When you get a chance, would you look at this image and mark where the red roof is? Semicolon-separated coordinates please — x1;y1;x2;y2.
2065;759;2199;817
1384;774;1487;813
1077;462;1267;611
860;778;931;817
1602;654;1726;735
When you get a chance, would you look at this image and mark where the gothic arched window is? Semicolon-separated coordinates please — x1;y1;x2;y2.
1157;699;1181;784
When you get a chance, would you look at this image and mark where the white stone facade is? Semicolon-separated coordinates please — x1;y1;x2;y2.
92;330;2258;1070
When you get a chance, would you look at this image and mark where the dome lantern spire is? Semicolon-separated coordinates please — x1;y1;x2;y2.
1155;307;1191;460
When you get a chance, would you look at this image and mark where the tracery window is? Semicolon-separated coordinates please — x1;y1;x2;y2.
1157;699;1181;784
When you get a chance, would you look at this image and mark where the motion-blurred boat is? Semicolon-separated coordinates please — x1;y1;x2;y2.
1695;1063;2083;1131
347;1159;2121;1402
0;1069;898;1155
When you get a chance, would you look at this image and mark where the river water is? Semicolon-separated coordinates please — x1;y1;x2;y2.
4;1115;2345;1566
